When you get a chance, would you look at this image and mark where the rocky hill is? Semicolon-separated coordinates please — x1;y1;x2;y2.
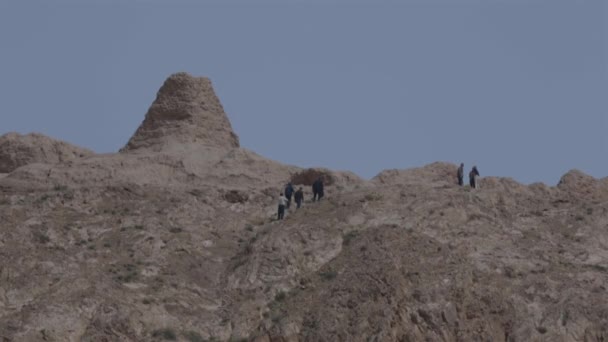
0;73;606;342
0;132;93;173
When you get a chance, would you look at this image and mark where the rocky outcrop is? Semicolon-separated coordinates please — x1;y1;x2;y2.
121;72;240;152
0;132;93;173
290;167;363;187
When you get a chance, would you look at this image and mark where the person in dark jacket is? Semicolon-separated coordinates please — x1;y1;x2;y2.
469;166;480;189
294;187;304;209
457;163;464;186
312;177;324;201
318;178;324;200
284;182;294;208
312;177;324;202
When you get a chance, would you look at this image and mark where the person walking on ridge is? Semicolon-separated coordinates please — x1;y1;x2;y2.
457;163;464;186
294;187;304;209
284;182;294;209
318;178;324;200
469;166;480;189
312;177;324;202
277;192;288;220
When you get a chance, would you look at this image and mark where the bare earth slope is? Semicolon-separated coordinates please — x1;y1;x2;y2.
0;74;606;342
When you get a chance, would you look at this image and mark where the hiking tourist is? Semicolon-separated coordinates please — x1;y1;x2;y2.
469;166;480;189
294;187;304;209
277;192;288;220
312;177;324;202
318;178;324;200
457;163;464;186
284;182;294;208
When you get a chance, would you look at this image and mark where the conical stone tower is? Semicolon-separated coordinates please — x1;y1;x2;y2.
122;72;240;152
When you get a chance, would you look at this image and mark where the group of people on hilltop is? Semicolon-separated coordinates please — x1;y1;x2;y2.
277;177;324;220
277;165;479;221
457;163;480;188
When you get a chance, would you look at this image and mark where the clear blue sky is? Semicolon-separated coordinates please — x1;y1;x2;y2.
1;0;606;184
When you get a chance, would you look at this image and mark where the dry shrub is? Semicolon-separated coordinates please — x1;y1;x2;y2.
224;190;249;203
290;168;335;186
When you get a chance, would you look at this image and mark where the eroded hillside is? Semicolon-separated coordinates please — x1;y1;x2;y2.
0;73;606;342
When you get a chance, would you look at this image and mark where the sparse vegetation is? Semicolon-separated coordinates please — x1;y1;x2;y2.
229;337;248;342
182;330;204;342
531;210;543;217
53;184;68;191
271;313;282;323
224;190;249;204
122;225;145;232
342;231;358;246
243;235;258;254
152;328;177;340
467;213;484;222
590;264;607;272
303;317;318;329
561;309;569;326
113;263;139;283
36;194;51;203
363;192;383;202
33;230;50;244
320;270;337;281
275;291;286;302
249;216;266;226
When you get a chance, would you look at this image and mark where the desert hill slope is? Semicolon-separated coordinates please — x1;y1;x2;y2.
0;132;93;174
0;73;607;342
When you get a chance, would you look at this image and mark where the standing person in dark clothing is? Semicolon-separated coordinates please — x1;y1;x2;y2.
312;177;324;201
284;182;294;208
312;178;320;202
457;163;464;186
294;187;304;209
277;192;288;220
317;178;324;201
469;166;480;189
